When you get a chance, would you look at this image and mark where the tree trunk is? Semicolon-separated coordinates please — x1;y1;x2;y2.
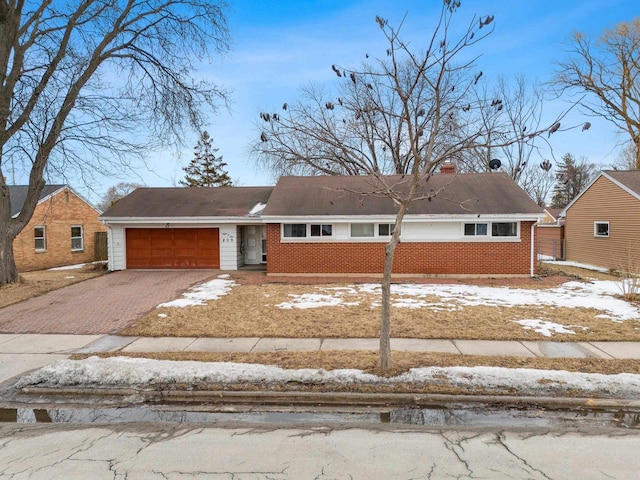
0;231;19;284
379;201;409;371
380;235;399;370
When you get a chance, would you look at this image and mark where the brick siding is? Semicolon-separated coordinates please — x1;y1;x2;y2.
13;188;107;272
266;221;536;276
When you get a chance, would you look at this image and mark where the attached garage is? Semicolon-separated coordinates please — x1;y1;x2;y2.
100;186;273;271
126;228;220;269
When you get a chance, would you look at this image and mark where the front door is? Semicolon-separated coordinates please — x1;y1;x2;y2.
244;225;260;265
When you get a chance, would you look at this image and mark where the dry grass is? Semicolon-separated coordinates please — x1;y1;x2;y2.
121;273;640;342
72;350;640;378
0;264;106;309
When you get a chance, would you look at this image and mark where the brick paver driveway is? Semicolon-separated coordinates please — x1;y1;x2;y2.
0;270;217;334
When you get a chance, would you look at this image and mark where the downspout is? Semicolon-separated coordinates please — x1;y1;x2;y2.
530;222;535;277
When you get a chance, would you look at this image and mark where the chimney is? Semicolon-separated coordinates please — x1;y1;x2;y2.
440;160;456;174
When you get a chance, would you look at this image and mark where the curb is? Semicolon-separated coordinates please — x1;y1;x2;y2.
17;387;640;411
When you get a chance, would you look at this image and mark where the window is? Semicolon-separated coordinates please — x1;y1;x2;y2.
34;226;46;251
378;223;395;236
351;223;375;237
464;223;488;236
71;225;84;251
310;224;332;237
283;224;333;238
283;224;306;238
594;221;609;237
491;222;517;237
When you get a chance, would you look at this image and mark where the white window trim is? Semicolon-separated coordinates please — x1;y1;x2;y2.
462;221;520;240
71;225;84;252
281;223;333;241
34;226;46;252
594;221;609;238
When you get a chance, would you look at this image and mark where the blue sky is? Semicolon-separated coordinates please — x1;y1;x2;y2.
72;0;638;200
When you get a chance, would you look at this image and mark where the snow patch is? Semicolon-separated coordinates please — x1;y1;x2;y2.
49;263;87;271
514;319;588;337
158;275;236;308
273;281;640;322
16;356;640;398
249;202;266;215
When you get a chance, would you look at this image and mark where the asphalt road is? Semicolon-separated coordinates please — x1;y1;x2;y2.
1;422;638;479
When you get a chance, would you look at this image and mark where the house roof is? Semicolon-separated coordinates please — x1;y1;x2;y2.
262;173;543;217
8;184;67;217
100;186;274;218
544;208;563;220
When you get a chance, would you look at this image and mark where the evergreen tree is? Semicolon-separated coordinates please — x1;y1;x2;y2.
550;153;596;208
180;131;232;187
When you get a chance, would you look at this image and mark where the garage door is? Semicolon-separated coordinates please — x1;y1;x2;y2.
126;228;220;269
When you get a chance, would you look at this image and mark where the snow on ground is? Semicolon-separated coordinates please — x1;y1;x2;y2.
16;356;640;398
513;319;588;337
48;261;106;271
274;281;640;323
158;274;237;308
544;260;610;273
49;263;89;271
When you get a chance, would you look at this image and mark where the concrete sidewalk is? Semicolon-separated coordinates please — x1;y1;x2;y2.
3;333;640;359
2;333;639;384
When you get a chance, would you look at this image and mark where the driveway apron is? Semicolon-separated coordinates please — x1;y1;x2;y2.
0;270;216;334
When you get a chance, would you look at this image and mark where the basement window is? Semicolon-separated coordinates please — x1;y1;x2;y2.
34;226;46;252
594;221;609;238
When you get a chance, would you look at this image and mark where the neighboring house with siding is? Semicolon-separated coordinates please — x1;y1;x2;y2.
562;170;640;271
101;171;543;277
10;185;107;272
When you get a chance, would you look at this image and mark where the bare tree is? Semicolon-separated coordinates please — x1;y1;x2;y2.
613;142;639;170
97;182;144;212
554;18;640;169
253;2;565;370
0;0;230;284
460;75;555;201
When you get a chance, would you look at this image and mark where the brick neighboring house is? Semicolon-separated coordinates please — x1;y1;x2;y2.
101;172;543;277
10;185;107;272
562;170;640;271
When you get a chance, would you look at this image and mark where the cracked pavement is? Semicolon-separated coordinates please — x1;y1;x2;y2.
0;423;638;479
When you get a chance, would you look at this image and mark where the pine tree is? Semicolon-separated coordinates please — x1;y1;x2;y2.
180;131;232;187
550;153;596;208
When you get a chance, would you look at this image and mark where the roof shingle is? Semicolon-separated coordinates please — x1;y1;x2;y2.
100;187;274;218
262;173;543;217
8;185;66;217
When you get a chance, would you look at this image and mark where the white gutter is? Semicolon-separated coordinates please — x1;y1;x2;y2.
530;222;535;277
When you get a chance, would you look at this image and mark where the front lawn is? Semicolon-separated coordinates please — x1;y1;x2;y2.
120;266;640;342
